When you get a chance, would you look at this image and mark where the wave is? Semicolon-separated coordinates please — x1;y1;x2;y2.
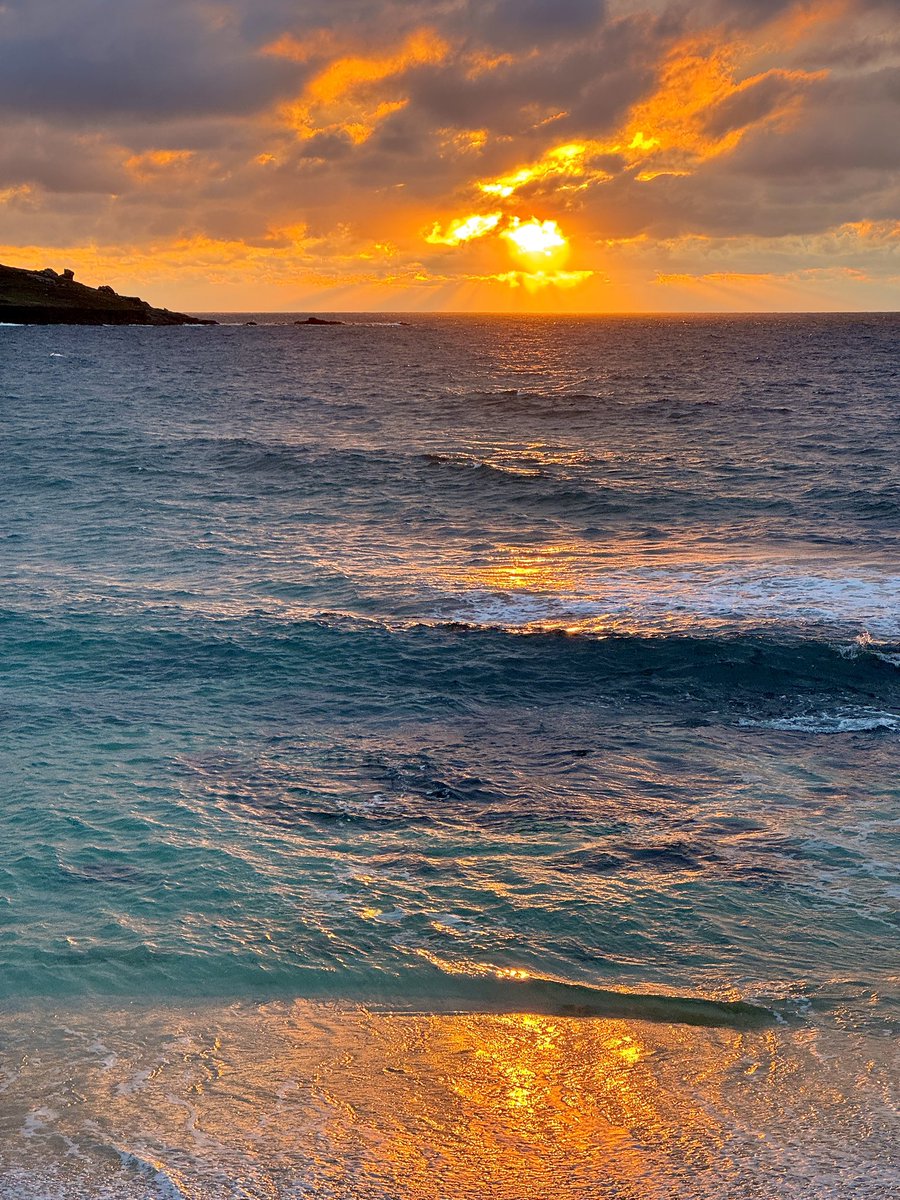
0;936;776;1028
3;604;898;694
57;426;898;549
424;451;550;479
435;574;900;640
109;1148;189;1200
739;708;899;734
443;389;610;417
0;937;776;1028
379;971;776;1029
837;630;900;667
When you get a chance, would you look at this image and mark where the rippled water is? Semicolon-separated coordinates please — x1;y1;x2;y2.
0;314;897;1196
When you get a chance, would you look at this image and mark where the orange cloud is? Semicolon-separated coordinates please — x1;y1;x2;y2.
438;127;489;156
838;220;900;244
276;29;449;144
478;142;611;199
484;269;594;293
621;38;825;172
769;0;852;47
124;149;195;178
656;267;876;287
425;212;503;245
0;184;33;205
470;36;824;204
259;29;344;64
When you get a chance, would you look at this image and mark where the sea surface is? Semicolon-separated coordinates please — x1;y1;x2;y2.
0;313;897;1197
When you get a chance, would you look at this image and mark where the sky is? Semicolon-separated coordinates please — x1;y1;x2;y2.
0;0;897;312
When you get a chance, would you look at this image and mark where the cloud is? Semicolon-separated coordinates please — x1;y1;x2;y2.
466;0;608;48
0;0;896;310
0;0;301;119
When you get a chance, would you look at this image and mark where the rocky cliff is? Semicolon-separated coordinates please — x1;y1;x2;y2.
0;263;215;325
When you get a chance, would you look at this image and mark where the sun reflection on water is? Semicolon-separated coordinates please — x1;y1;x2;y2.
0;1002;893;1198
470;543;580;594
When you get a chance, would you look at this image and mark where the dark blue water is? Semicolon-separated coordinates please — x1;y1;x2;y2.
0;314;897;1197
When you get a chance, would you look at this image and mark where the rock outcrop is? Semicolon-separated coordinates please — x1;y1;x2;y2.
0;263;216;325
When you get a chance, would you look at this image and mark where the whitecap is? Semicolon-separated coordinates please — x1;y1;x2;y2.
740;708;899;734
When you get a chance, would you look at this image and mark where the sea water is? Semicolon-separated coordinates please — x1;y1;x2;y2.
0;314;897;1197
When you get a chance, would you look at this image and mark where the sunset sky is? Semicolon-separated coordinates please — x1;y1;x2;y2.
0;0;897;312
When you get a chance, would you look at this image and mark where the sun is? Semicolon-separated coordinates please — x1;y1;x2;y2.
502;218;569;269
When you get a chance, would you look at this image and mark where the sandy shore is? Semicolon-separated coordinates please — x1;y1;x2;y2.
0;998;896;1199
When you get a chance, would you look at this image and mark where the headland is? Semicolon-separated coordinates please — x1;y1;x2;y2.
0;262;215;325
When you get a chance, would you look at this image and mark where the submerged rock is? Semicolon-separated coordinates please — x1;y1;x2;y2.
0;262;216;325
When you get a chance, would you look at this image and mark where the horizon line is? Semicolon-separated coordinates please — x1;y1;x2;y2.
188;309;900;317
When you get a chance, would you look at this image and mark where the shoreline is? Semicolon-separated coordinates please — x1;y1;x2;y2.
1;997;894;1199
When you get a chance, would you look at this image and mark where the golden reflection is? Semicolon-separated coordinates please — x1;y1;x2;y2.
4;1001;887;1200
467;543;579;595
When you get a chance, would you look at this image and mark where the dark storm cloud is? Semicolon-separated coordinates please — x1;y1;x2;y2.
700;0;800;24
727;68;900;176
0;122;126;193
399;10;661;143
0;0;610;125
687;0;900;29
702;71;820;140
466;0;608;47
0;0;301;119
238;0;608;45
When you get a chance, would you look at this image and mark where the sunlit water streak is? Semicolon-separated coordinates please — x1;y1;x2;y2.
0;314;897;1196
0;1001;896;1200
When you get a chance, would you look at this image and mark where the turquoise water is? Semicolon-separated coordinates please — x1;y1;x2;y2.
0;315;898;1196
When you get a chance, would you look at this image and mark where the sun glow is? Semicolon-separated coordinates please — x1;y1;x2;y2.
502;219;569;268
418;209;586;291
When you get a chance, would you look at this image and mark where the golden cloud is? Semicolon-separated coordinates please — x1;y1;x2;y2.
275;29;449;144
425;212;503;245
124;149;195;178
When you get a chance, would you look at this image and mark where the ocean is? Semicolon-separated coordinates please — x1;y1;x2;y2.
0;313;897;1197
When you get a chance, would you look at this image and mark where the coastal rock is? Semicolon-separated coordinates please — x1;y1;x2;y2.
295;316;344;326
0;262;216;326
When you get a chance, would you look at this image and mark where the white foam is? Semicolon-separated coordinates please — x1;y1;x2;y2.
445;564;900;638
115;1148;189;1200
740;708;899;734
20;1105;58;1138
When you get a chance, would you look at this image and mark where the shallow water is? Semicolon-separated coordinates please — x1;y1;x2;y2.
0;1000;897;1200
0;314;897;1195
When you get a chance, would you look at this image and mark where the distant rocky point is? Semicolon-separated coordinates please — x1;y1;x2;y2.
295;316;344;326
0;262;215;325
